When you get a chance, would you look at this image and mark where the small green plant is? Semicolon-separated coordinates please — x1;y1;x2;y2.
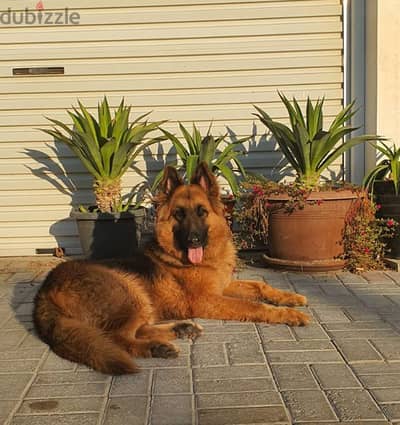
342;194;396;272
254;92;381;188
234;175;275;248
156;123;247;195
41;97;165;213
363;141;400;195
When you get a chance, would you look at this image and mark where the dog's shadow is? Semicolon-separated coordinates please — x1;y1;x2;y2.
9;262;58;338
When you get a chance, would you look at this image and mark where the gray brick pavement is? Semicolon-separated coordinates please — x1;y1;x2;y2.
1;257;400;424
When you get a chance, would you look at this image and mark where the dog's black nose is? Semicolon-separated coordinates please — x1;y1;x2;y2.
189;233;201;246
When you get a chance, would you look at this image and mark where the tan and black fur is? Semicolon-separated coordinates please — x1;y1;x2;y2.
33;163;309;375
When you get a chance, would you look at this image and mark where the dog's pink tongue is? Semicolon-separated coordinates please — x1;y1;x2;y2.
188;247;203;264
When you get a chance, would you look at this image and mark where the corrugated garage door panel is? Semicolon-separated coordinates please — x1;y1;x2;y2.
0;0;343;256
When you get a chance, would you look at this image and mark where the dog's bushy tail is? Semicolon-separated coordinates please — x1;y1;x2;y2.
50;317;138;375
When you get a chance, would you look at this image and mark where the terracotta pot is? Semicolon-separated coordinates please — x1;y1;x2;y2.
263;190;357;272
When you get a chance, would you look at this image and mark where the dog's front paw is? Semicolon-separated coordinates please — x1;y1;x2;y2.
281;308;310;326
173;321;203;341
283;293;308;307
150;342;180;358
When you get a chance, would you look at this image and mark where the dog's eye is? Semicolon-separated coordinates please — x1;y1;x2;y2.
197;205;208;217
173;208;185;221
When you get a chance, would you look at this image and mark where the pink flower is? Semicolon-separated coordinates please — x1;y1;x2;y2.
252;185;264;196
376;204;382;211
387;219;395;228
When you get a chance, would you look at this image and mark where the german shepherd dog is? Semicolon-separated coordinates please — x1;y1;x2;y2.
33;163;309;375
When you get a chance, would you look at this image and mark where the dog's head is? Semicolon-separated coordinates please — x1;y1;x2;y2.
155;163;230;265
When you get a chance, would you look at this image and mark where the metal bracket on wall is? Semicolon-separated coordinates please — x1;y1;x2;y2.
12;67;64;76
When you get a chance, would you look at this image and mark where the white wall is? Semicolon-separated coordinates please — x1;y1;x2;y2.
365;0;400;169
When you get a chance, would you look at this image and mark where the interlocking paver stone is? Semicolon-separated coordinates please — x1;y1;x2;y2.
325;389;384;420
312;307;352;323
335;339;384;362
344;306;382;321
193;364;270;380
10;414;99;425
0;373;33;399
1;257;400;424
0;330;26;352
153;368;191;394
0;273;12;284
226;339;265;364
0;400;17;423
325;321;393;330
282;389;337;422
265;339;334;351
370;338;400;360
358;374;400;388
6;272;37;284
385;270;400;283
25;383;108;398
110;370;150;395
40;351;77;371
196;391;282;408
291;323;330;339
198;406;288;425
329;329;399;339
151;394;193;425
192;343;227;366
362;271;395;284
257;324;295;341
311;363;361;389
0;359;40;372
299;420;393;425
272;364;319;390
195;331;255;344
351;362;400;374
103;396;148;425
195;377;275;393
18;396;104;414
267;348;342;363
371;388;400;403
381;403;400;420
337;271;369;284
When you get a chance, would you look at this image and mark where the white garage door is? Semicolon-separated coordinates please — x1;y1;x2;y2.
0;0;343;256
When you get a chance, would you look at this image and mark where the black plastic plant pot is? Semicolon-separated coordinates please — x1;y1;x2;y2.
71;207;146;260
376;193;400;259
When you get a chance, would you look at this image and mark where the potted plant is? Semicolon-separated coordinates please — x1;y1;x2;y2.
235;176;393;272
342;193;395;271
155;122;248;219
249;92;381;271
41;97;165;259
363;141;400;258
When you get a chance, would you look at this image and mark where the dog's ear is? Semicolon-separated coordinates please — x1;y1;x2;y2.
161;166;183;196
191;162;220;198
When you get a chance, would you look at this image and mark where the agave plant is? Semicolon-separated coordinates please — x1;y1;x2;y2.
155;123;247;195
254;92;381;188
41;97;165;213
363;141;400;195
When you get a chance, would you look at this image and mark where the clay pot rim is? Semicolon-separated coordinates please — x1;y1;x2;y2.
262;254;345;272
266;189;358;202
